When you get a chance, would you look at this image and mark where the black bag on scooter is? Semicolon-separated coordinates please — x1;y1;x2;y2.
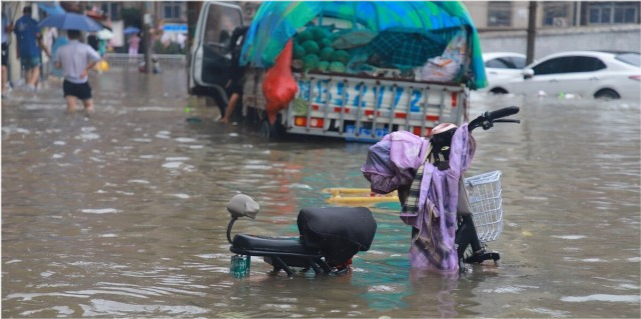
297;207;377;265
227;194;377;276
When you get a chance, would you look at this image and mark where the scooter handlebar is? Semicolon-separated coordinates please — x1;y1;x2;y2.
488;106;520;121
468;106;520;132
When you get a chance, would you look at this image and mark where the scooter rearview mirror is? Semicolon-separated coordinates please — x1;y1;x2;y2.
227;194;260;219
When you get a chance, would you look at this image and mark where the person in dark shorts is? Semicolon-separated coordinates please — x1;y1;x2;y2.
2;8;12;97
219;26;249;124
13;6;50;92
54;30;101;113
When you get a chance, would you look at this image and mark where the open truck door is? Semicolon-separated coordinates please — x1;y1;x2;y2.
188;1;243;105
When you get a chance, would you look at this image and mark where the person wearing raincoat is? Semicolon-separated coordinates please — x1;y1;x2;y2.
361;123;476;272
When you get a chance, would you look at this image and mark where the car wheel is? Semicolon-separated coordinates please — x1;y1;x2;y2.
489;88;508;95
594;89;620;100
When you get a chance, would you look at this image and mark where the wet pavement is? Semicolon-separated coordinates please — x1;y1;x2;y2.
2;68;640;318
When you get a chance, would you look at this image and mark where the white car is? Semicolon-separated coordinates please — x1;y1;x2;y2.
484;51;641;100
482;52;527;87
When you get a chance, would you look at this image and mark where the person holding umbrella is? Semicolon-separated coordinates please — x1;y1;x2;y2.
54;29;101;114
96;29;113;57
38;12;103;114
127;32;141;58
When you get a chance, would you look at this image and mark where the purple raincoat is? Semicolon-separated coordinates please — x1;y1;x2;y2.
361;130;430;194
361;125;476;272
401;123;476;272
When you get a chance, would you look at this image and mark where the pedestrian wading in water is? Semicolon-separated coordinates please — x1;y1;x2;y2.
54;29;101;114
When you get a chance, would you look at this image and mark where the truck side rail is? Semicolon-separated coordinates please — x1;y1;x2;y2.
242;68;469;142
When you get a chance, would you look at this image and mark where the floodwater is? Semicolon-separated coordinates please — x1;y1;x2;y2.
2;68;640;318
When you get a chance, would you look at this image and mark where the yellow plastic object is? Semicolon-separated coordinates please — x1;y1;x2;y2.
97;60;109;72
323;188;399;204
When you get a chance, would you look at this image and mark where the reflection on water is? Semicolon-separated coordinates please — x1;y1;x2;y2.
2;73;640;318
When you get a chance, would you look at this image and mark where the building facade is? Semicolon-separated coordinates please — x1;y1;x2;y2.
82;0;641;29
464;1;640;30
96;2;187;24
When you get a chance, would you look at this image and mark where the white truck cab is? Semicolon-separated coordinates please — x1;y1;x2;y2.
188;1;243;107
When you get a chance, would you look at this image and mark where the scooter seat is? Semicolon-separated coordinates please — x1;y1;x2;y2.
231;234;321;256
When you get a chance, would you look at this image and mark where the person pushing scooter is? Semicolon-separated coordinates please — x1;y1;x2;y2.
362;107;521;273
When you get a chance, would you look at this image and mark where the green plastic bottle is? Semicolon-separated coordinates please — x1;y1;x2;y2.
230;255;251;278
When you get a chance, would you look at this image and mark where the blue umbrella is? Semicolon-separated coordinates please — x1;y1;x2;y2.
38;13;103;31
37;2;66;15
123;26;141;34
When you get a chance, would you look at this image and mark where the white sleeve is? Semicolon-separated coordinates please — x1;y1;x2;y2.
88;46;101;62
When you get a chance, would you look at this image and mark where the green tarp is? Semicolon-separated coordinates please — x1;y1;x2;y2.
240;1;487;89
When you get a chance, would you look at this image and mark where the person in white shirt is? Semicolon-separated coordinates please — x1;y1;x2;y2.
54;29;101;113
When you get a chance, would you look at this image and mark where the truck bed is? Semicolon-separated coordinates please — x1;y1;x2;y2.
242;68;469;142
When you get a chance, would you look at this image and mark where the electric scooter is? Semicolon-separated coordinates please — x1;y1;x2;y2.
225;194;377;277
225;106;519;276
447;106;521;270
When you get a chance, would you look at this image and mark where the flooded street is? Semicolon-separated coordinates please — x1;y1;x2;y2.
2;67;640;318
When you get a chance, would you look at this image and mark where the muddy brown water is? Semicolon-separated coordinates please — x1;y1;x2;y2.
2;69;640;318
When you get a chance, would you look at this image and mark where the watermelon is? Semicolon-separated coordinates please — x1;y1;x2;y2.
332;50;350;64
302;54;320;71
310;26;330;41
319;38;333;49
319;47;335;61
328;61;346;73
293;43;306;59
296;30;313;44
301;40;320;55
317;61;330;72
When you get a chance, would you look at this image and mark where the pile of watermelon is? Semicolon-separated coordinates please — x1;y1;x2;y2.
292;26;350;73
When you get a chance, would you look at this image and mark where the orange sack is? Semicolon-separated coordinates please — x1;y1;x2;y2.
262;39;298;125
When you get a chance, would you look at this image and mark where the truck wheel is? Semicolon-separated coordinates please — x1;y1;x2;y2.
260;119;278;140
259;113;286;141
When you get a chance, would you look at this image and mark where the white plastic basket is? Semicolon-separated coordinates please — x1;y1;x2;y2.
464;170;503;243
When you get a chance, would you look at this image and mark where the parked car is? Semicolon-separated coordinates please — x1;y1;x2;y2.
484;51;640;100
482;52;526;90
